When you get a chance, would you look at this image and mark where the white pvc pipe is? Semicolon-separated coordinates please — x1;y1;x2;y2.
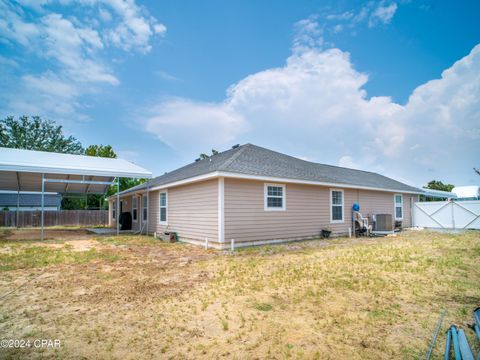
231;238;235;251
205;237;209;250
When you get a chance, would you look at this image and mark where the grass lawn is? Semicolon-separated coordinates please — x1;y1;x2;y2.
0;229;479;359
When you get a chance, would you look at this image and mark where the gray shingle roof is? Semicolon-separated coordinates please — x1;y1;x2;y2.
118;143;421;195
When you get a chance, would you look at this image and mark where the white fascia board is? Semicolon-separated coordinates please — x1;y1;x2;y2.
216;171;423;194
147;172;221;192
106;172;221;200
110;170;422;199
0;164;151;178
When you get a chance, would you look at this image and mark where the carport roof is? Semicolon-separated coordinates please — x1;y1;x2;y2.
0;147;152;194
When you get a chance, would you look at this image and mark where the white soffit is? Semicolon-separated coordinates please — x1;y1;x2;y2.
0;147;152;194
0;147;152;178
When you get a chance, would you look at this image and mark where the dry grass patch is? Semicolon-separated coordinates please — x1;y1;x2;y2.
0;230;478;359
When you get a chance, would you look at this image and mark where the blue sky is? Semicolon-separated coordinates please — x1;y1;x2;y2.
1;0;479;187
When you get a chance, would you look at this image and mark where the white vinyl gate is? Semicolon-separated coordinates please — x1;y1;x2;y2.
413;200;480;230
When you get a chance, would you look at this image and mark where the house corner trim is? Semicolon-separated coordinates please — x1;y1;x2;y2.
218;177;225;243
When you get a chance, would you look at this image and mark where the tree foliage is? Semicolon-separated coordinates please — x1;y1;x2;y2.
0;116;83;154
199;149;219;160
85;144;117;158
2;115;147;210
424;180;455;192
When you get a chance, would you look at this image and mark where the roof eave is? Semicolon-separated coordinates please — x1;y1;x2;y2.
108;170;422;199
0;165;152;178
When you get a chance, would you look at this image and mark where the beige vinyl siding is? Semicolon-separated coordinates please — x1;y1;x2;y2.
148;179;218;243
225;179;354;243
357;191;414;228
224;178;416;244
108;195;143;231
106;176;417;246
127;194;141;231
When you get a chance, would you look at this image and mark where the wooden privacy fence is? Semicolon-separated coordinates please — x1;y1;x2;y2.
0;210;109;228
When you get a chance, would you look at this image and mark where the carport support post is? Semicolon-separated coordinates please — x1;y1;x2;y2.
41;173;45;241
16;190;20;228
116;177;120;235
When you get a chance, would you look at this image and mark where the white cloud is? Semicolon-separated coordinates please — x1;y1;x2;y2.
0;0;165;122
141;18;480;186
154;70;181;82
145;99;247;153
323;1;398;34
100;0;166;53
39;13;118;85
338;156;360;169
6;72;87;122
369;2;398;27
98;7;112;22
292;17;324;52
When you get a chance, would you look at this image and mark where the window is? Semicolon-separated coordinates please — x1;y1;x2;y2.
330;189;344;223
142;195;148;222
112;201;116;219
159;192;167;224
264;184;286;211
132;196;138;222
394;194;403;220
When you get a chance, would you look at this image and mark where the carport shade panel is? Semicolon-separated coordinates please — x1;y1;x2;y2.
1;171;116;194
0;147;152;179
0;147;152;194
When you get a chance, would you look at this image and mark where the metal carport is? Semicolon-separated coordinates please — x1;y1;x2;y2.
0;147;152;239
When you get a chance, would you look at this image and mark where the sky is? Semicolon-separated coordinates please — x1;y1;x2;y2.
0;0;479;188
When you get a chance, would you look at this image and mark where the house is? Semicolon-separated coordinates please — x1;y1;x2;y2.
108;144;422;249
0;191;62;211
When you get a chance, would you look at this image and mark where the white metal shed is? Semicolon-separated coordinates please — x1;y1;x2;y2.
0;147;152;238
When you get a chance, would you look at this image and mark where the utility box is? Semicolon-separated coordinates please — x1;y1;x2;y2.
375;214;393;231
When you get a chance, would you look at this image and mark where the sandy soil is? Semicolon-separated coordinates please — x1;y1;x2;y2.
0;229;94;241
0;230;478;359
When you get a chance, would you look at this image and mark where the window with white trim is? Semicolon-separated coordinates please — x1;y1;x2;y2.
394;194;403;220
330;189;344;223
112;201;116;219
264;184;286;211
132;196;138;222
159;192;167;224
142;195;148;222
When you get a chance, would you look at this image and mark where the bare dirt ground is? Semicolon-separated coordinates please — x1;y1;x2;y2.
1;228;94;241
0;229;479;359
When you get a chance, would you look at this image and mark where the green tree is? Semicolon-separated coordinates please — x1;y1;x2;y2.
0;116;83;154
64;145;147;210
420;180;455;201
198;149;219;160
424;180;455;192
85;144;117;158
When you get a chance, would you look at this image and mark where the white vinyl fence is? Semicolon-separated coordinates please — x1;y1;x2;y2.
413;200;480;230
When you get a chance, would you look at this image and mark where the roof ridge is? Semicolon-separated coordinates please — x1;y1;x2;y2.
217;143;250;171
